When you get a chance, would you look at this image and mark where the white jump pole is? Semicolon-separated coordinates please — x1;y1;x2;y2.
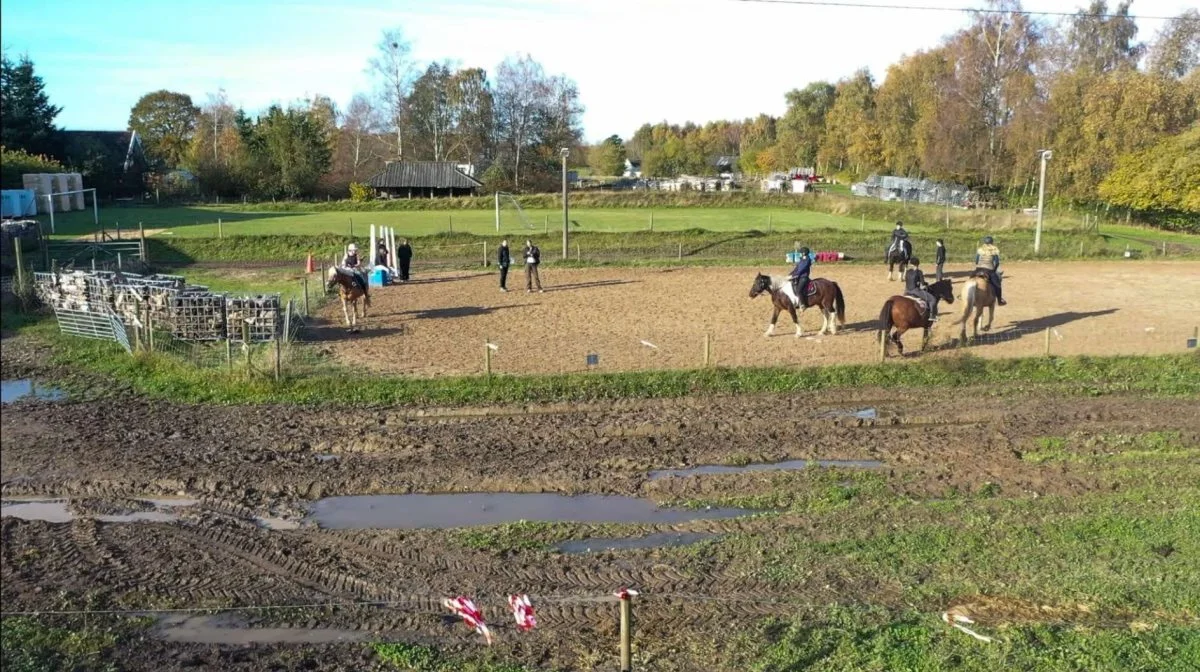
389;227;397;273
369;224;377;267
45;195;55;233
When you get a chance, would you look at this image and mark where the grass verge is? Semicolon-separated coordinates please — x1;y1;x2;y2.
373;642;533;671
0;616;150;672
9;309;1199;405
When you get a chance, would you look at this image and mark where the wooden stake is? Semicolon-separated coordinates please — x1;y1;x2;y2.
703;333;712;367
879;330;887;362
273;332;282;381
218;218;223;239
138;222;147;262
619;593;633;672
677;242;683;261
1044;327;1051;356
484;340;492;376
449;214;453;233
768;213;772;232
243;322;251;375
303;276;310;316
649;211;654;231
226;335;232;371
13;238;25;295
483;241;488;267
860;213;865;232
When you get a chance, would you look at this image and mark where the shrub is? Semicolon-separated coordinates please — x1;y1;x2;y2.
348;182;373;202
0;146;65;189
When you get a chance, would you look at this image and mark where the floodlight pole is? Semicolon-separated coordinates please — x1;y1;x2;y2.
561;148;570;260
1034;149;1052;255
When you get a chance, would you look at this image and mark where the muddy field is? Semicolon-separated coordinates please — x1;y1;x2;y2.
310;261;1200;377
3;382;1198;670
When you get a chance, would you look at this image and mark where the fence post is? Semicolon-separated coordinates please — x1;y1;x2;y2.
1044;327;1051;356
147;311;155;352
703;332;712;367
115;220;121;240
619;591;635;672
13;238;25;295
649;211;654;231
283;299;292;345
303;276;310;316
243;321;251;375
273;332;281;382
449;214;453;234
483;241;488;267
860;214;865;232
117;252;122;270
349;217;353;238
218;218;223;239
576;242;581;262
767;213;772;232
226;335;232;371
484;340;492;376
677;242;683;261
138;222;147;262
879;330;887;362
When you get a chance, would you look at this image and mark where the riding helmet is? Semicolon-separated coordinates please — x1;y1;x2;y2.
799;246;810;255
982;236;994;244
348;243;358;252
910;257;920;266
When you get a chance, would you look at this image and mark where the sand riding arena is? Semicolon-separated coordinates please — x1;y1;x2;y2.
312;260;1200;377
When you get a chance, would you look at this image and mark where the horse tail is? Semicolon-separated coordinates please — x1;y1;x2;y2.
878;299;894;336
834;283;846;324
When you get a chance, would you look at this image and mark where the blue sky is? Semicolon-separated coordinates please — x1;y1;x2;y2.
1;0;1192;142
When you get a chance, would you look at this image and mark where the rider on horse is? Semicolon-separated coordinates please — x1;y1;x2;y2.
975;236;1006;305
887;221;910;260
342;243;369;295
788;246;813;308
904;257;939;322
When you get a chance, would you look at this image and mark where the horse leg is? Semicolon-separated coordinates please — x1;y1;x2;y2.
818;308;829;336
921;326;931;351
341;295;351;329
791;306;802;338
892;328;905;355
765;307;779;337
985;304;995;332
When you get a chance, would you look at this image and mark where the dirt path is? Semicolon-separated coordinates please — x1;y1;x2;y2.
3;388;1198;670
310;261;1200;376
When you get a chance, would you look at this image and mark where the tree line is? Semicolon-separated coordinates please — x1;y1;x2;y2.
1;28;585;199
605;1;1198;221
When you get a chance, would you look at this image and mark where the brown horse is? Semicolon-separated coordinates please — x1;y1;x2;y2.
750;273;846;338
878;279;955;356
326;266;371;332
954;271;1002;342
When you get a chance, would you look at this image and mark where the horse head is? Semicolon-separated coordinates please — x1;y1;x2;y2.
325;265;340;293
929;279;955;304
749;273;772;299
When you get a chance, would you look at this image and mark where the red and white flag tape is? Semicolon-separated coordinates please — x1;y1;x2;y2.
444;597;492;645
614;588;639;600
508;594;537;631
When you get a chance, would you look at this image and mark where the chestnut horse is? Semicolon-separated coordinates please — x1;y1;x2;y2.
750;273;846;338
954;271;1002;342
326;266;371;332
878;279;955;356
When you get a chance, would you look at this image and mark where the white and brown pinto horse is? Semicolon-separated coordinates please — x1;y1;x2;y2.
750;273;846;338
326;266;371;332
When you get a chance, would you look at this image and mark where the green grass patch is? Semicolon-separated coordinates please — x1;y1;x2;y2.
0;616;150;672
739;606;1200;671
373;642;533;671
1023;431;1197;463
11;308;1200;405
453;521;560;552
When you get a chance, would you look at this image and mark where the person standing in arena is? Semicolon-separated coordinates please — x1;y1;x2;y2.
935;239;946;281
397;238;413;282
497;239;511;292
523;239;543;293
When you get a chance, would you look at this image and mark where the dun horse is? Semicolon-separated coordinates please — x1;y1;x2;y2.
326;266;371;332
878;279;955;356
954;272;1001;342
886;240;912;282
749;273;846;337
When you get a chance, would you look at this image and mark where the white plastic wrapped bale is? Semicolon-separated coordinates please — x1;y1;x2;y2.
53;174;72;211
22;174;52;214
68;173;85;210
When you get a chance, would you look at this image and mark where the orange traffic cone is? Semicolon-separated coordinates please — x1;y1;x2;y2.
306;252;315;273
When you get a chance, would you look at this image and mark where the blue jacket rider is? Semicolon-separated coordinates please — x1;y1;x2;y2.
788;247;813;307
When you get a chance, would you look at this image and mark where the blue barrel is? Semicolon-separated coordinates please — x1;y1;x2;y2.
369;267;389;287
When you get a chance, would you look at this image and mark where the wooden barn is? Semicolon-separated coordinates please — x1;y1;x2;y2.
366;161;483;199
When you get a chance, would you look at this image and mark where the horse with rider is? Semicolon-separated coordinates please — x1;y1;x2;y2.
326;242;372;332
749;246;847;337
955;235;1009;341
886;221;912;281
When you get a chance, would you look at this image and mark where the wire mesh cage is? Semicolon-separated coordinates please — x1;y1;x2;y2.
227;295;282;343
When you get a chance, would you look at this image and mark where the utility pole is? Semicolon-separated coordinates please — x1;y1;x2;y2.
1034;149;1052;255
561;147;570;260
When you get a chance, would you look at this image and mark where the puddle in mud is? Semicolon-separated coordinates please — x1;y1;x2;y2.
818;407;878;420
1;379;67;404
256;516;301;530
554;532;719;554
307;494;753;530
0;498;197;524
648;458;884;480
315;454;340;463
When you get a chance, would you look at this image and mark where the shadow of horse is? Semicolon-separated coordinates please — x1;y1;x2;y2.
406;304;536;320
543;279;639;293
944;308;1120;349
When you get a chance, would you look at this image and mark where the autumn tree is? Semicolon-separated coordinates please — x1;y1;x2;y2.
1099;124;1200;223
588;135;626;176
819;69;881;176
874;48;952;177
128;90;198;169
368;28;417;160
187;90;250;195
774;82;835;171
1147;9;1200;79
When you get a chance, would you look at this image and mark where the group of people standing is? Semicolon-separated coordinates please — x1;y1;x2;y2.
496;239;544;293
